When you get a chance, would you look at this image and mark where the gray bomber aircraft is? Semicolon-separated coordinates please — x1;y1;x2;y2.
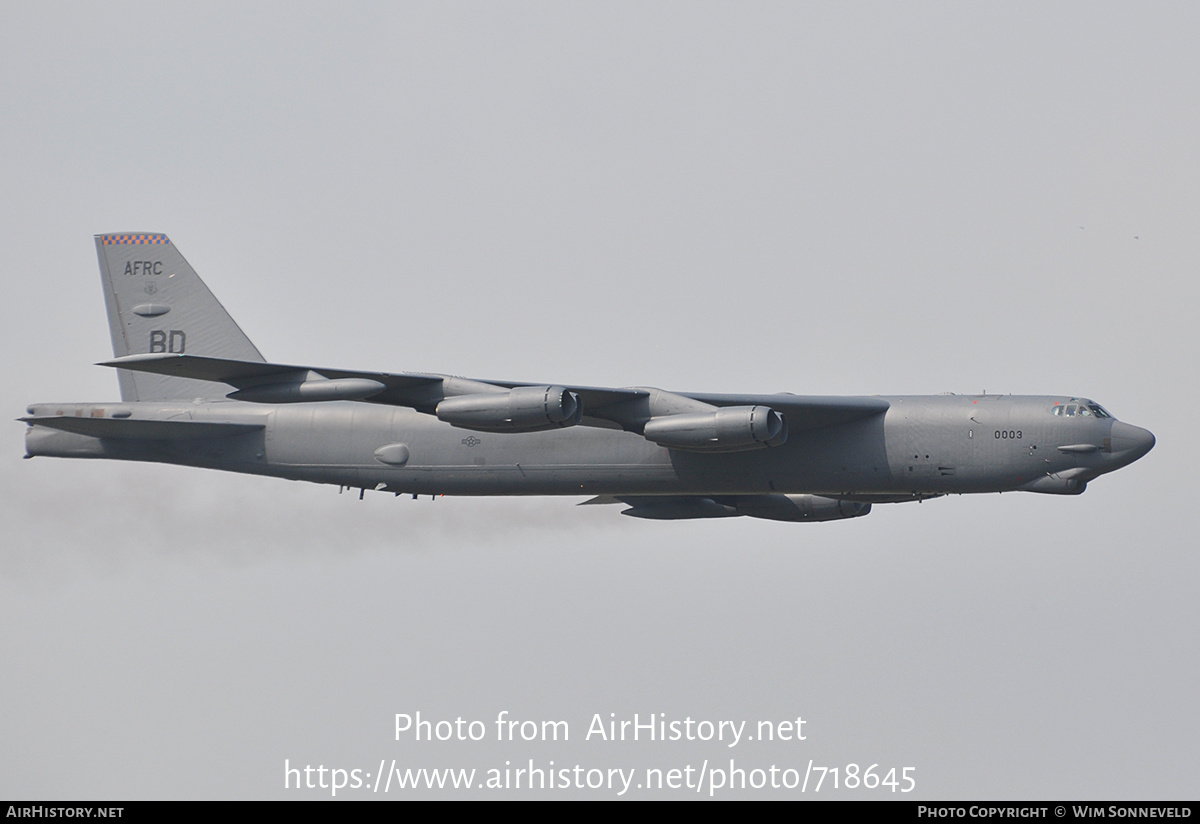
22;233;1155;523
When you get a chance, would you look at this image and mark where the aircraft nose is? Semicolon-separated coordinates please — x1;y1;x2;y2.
1109;421;1155;462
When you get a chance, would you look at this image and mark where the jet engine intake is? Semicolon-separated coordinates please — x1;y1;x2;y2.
642;406;787;452
435;386;582;433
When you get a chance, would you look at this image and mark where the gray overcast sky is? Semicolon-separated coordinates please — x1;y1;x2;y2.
1;1;1196;799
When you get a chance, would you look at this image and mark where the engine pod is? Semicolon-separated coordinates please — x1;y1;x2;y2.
643;406;787;452
435;386;582;433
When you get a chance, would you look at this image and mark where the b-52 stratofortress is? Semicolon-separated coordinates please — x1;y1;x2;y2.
22;233;1155;523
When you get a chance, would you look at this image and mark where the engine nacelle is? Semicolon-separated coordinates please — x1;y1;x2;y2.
436;386;582;433
642;406;787;452
734;494;872;522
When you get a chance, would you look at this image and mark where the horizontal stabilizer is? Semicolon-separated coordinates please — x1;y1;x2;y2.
22;415;263;440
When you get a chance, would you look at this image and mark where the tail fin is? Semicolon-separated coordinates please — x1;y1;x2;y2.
96;233;265;401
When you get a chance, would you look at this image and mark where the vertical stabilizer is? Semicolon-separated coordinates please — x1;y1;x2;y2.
96;233;265;401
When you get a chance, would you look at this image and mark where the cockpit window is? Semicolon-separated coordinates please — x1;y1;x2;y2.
1052;401;1114;419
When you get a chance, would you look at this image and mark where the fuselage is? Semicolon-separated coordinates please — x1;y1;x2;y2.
23;393;1155;500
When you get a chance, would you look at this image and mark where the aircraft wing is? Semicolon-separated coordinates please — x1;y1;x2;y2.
101;354;887;439
100;354;652;414
492;382;889;429
100;353;460;409
100;353;440;390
